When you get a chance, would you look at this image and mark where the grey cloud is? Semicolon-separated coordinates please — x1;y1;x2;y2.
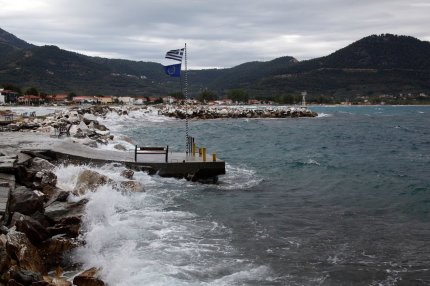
1;0;429;68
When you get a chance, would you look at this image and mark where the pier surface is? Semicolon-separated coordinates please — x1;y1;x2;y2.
0;132;225;180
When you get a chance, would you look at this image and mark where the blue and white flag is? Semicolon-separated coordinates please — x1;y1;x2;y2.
165;48;184;61
164;63;181;77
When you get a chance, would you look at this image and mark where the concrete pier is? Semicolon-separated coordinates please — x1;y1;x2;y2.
0;132;225;181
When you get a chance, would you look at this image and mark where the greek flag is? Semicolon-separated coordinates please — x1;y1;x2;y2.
164;63;181;77
165;48;184;61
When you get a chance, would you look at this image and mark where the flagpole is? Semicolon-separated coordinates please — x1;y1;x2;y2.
184;43;189;155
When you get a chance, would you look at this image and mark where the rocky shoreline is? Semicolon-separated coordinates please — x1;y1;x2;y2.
0;106;141;285
0;104;317;285
158;105;318;119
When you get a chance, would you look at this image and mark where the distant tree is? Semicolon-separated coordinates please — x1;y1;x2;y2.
1;83;22;94
227;89;249;103
197;90;218;103
25;87;39;95
169;92;185;99
67;92;77;101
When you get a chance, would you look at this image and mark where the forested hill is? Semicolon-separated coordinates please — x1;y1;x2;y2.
1;28;430;100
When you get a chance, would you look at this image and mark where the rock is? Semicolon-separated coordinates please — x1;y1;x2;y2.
30;158;55;172
113;144;127;151
117;180;144;192
6;229;44;273
82;113;98;125
6;280;24;286
73;267;105;286
11;269;42;286
44;199;87;224
47;216;81;238
120;169;134;179
10;213;51;245
7;186;44;219
73;170;111;196
39;237;80;267
93;122;108;131
0;234;11;273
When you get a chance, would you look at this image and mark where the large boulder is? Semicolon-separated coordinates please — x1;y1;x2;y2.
30;158;55;173
44;199;87;224
82;113;98;125
7;186;44;219
6;229;44;273
73;170;112;196
0;234;11;274
120;169;134;179
73;267;105;286
39;237;80;268
10;213;51;245
10;269;42;286
117;181;144;192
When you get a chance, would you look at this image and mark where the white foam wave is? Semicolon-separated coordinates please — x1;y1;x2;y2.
317;113;332;118
216;164;263;190
54;163;271;285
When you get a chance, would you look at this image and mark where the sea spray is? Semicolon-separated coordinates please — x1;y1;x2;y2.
53;163;273;285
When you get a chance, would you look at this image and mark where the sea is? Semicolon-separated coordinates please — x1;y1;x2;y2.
52;105;430;286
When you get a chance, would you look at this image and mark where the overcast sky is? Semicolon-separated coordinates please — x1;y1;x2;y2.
1;0;429;69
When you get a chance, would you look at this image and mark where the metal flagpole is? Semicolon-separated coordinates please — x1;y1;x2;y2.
184;43;189;155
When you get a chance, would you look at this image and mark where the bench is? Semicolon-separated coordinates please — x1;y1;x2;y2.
135;145;169;162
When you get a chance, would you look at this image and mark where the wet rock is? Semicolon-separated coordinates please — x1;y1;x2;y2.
73;170;111;196
82;113;98;125
120;169;134;179
0;234;11;273
10;213;51;245
39;237;80;268
73;267;105;286
44;199;87;224
30;158;55;172
117;180;144;192
6;279;24;286
11;269;42;286
7;186;44;218
6;229;44;273
113;144;127;151
47;216;81;238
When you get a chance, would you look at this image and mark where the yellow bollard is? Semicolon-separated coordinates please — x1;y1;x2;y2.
202;148;207;162
199;147;202;157
192;143;196;156
212;152;216;162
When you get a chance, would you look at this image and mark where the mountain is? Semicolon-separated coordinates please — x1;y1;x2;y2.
1;28;430;100
0;28;35;50
253;34;430;100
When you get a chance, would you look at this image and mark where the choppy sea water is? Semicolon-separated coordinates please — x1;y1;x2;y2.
55;105;430;285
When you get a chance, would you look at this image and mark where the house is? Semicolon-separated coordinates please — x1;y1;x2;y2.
162;96;177;104
46;94;68;104
97;96;113;104
118;96;134;105
134;96;148;105
18;95;43;105
72;96;98;104
248;99;262;105
0;89;19;104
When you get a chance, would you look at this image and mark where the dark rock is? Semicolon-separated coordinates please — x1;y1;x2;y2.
47;216;81;238
39;237;80;268
73;268;105;286
7;186;44;219
29;158;55;173
5;229;44;273
120;169;134;179
10;213;50;245
113;144;127;151
11;269;42;286
0;235;11;274
6;280;24;286
117;181;144;192
44;199;87;223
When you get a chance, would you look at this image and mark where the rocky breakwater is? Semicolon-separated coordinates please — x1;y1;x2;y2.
0;106;127;149
158;105;318;119
0;150;143;285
